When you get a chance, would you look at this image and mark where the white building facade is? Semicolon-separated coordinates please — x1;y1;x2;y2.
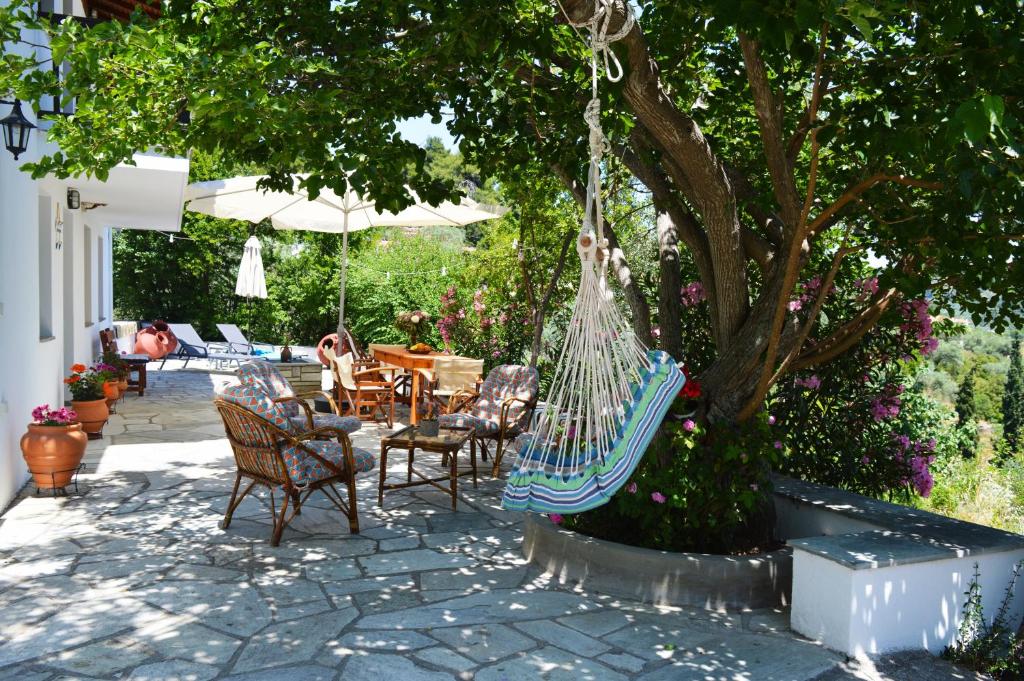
0;0;188;511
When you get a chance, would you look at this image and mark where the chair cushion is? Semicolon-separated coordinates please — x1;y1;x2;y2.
288;413;362;434
472;365;540;427
282;440;375;485
218;381;296;435
439;412;500;437
238;361;299;416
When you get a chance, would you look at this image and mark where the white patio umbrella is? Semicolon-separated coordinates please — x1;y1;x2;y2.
185;175;506;337
235;235;267;338
235;235;268;299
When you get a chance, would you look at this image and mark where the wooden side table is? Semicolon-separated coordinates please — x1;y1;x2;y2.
379;425;477;511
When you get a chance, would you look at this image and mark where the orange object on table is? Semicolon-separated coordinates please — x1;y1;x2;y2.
369;345;477;425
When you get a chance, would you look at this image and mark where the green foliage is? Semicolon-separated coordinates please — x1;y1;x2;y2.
1004;336;1024;455
943;562;1024;680
956;369;978;425
561;408;779;554
342;233;465;348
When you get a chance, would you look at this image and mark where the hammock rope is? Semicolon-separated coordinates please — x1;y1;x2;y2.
502;0;685;514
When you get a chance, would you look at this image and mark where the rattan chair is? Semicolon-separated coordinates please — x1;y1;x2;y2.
214;382;374;546
422;357;485;415
438;364;539;476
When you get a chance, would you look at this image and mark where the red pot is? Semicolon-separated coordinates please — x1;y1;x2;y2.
20;423;88;488
71;398;109;437
135;325;178;359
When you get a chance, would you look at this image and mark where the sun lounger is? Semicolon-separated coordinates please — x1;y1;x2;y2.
216;323;276;356
163;323;252;369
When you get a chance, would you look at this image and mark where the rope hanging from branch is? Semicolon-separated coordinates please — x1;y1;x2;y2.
502;0;686;514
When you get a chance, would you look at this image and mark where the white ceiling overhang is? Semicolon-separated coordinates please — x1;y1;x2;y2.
39;151;190;232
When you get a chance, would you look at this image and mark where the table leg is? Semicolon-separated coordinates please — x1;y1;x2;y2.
410;369;420;425
407;446;414;483
450;446;458;512
378;444;388;506
471;437;478;489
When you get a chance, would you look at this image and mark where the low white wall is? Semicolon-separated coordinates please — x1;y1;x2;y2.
793;547;1024;656
774;494;881;539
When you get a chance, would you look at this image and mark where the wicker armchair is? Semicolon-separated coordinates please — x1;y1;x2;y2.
215;381;375;546
236;361;361;435
438;364;539;477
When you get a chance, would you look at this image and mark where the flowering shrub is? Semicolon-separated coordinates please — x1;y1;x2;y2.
771;298;972;502
64;364;104;401
435;285;529;370
31;404;78;426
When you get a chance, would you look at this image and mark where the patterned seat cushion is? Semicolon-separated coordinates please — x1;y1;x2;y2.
288;413;362;434
282;440;375;485
443;365;539;435
439;412;500;437
218;380;297;437
237;361;300;417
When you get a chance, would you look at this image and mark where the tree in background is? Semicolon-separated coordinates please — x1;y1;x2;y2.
955;368;978;458
1004;336;1024;455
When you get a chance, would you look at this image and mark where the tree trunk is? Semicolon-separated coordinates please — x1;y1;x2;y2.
656;208;683;359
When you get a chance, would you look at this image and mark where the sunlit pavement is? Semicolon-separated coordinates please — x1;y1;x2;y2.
0;366;982;680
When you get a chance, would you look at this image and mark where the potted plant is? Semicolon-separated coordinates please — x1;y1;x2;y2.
65;364;109;438
93;362;120;408
20;404;87;489
280;334;293;363
102;349;130;395
396;310;432;350
419;400;440;436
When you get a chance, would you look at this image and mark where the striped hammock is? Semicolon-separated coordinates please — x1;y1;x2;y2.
501;0;687;514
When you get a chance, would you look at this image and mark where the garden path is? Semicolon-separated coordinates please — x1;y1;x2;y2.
0;367;984;680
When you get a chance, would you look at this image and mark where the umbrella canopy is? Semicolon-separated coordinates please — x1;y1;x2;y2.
185;174;506;337
235;235;268;299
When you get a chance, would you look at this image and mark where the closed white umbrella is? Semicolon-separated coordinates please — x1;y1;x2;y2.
186;175;506;337
235;235;268;299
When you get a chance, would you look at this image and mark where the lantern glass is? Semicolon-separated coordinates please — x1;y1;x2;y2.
1;100;35;160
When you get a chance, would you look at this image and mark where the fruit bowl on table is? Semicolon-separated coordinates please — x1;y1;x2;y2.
407;343;434;355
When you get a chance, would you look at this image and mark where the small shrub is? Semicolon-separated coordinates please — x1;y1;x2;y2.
943;562;1024;679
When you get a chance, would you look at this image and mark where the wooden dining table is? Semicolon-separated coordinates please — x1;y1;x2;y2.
369;345;476;425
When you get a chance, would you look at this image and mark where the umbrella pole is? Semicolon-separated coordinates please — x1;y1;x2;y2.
337;210;349;343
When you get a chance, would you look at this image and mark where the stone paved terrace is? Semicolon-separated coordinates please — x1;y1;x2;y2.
0;366;985;680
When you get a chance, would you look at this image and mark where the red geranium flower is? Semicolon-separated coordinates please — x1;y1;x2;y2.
679;365;702;399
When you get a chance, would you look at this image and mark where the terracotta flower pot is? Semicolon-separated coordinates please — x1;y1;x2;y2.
135;325;178;360
71;398;109;437
20;423;88;489
103;380;120;404
118;377;129;395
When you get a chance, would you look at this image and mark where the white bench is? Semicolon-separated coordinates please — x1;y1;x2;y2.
774;477;1024;657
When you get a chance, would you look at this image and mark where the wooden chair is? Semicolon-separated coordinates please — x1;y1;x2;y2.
325;348;396;428
99;328;149;396
422;357;484;415
214;382;374;546
439;364;540;476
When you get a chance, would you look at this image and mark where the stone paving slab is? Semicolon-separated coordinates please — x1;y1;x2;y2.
0;368;982;680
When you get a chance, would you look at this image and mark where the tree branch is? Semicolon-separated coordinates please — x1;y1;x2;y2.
739;34;802;228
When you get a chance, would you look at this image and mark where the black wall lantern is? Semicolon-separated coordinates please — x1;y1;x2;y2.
66;188;80;210
1;100;35;160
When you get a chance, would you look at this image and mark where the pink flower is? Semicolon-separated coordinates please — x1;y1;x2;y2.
794;375;821;390
750;483;759;492
774;440;783;450
680;281;706;307
651;492;667;504
767;415;776;425
788;299;803;312
682;419;696;432
549;513;563;525
626;482;638;494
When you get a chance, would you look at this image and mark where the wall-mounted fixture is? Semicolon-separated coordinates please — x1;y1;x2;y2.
66;188;81;210
1;100;35;160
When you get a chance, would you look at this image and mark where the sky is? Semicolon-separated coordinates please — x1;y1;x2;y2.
396;114;457;150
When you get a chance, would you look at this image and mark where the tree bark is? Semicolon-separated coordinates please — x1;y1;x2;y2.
655;208;682;358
